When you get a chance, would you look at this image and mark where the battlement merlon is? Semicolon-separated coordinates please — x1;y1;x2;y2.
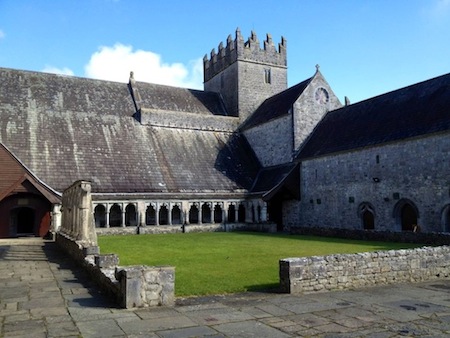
203;28;287;82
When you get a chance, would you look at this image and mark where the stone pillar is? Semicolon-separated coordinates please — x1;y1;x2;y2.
51;204;62;233
138;201;145;227
185;206;190;225
166;203;171;225
198;203;202;224
235;203;239;223
222;203;227;223
116;268;143;308
261;202;268;222
106;205;110;228
155;203;160;226
121;209;126;228
245;201;253;223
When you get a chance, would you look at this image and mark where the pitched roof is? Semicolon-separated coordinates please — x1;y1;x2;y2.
240;77;312;130
133;81;229;116
0;68;260;195
298;72;450;159
0;143;61;203
251;162;299;200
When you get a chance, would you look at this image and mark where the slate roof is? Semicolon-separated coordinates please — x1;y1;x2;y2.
134;81;229;116
250;162;300;200
298;72;450;159
0;68;260;195
240;77;312;130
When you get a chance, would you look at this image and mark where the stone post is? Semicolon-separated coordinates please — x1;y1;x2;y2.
261;202;268;222
121;207;126;227
155;203;160;226
167;203;172;225
106;208;110;228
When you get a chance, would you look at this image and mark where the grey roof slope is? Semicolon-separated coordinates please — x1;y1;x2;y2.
240;77;312;130
0;68;260;194
134;81;229;115
298;72;450;159
250;162;300;200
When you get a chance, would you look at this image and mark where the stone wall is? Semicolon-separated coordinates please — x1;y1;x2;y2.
290;226;450;246
280;245;450;294
56;232;175;308
292;71;342;152
96;222;277;236
294;133;450;232
57;181;175;308
243;115;293;167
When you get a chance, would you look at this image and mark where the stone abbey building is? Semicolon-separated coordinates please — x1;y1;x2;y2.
0;29;449;238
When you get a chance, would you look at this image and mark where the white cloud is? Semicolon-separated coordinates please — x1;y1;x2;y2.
42;66;75;76
84;43;203;89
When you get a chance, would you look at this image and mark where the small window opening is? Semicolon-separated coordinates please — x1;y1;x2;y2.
264;69;271;84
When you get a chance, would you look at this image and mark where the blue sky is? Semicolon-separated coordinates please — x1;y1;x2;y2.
0;0;449;103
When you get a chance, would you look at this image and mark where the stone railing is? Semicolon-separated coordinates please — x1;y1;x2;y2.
56;181;175;308
280;245;450;294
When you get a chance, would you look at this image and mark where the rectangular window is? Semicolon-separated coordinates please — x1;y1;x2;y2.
264;69;271;84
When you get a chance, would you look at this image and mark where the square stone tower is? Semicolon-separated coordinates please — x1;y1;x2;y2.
203;29;287;121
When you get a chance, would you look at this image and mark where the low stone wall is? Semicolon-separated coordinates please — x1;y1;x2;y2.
280;245;450;294
290;227;450;246
56;232;175;308
57;181;175;308
96;222;277;236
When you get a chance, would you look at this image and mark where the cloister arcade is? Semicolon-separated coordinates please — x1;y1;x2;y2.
93;200;267;228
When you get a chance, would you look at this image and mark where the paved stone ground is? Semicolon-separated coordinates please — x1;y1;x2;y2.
1;238;450;337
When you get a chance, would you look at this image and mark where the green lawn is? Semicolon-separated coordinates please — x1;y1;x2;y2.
98;232;422;296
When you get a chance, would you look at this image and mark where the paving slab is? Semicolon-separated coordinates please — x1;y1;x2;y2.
1;237;450;337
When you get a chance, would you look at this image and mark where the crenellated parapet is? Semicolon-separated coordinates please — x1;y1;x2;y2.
203;28;287;82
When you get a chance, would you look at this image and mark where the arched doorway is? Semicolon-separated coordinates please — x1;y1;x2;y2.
401;204;418;231
172;205;182;225
238;204;246;223
359;203;375;230
228;204;236;223
109;204;122;227
214;204;223;223
146;205;156;225
125;204;137;226
362;210;375;230
189;204;199;224
394;199;419;232
94;204;106;227
13;207;35;234
201;203;211;223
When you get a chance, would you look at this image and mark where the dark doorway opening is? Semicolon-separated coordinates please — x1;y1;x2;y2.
401;204;417;231
15;207;35;234
362;210;375;230
268;198;283;232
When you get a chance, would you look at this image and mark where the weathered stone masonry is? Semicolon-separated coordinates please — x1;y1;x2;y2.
280;245;450;294
56;181;175;308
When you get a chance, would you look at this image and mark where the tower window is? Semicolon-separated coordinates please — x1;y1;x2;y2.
264;69;271;84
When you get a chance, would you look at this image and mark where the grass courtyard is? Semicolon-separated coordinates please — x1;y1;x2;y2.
98;232;422;297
